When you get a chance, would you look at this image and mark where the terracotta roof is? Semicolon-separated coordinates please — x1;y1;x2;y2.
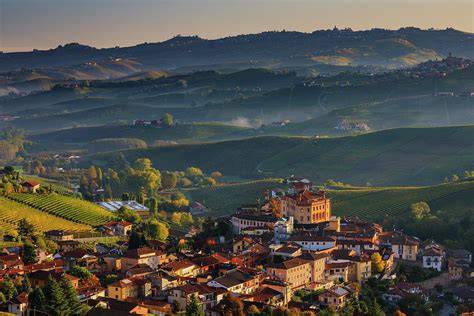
173;283;217;295
9;292;28;305
422;247;443;257
191;254;230;267
61;249;90;259
289;233;336;243
104;221;133;228
267;258;310;270
164;260;196;271
109;277;148;288
210;270;255;288
285;190;328;206
22;181;39;187
122;247;157;259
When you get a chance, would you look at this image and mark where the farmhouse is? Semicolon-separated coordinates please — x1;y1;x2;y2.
22;181;40;193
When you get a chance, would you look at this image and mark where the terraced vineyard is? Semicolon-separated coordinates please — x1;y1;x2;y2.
0;197;91;233
185;179;284;215
6;193;115;226
24;176;74;195
329;181;474;220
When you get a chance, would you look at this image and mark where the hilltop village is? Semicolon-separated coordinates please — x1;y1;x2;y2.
0;176;472;316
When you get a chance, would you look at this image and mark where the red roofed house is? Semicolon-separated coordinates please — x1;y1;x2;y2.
168;284;227;314
103;221;133;236
8;292;28;316
122;247;165;271
22;181;40;193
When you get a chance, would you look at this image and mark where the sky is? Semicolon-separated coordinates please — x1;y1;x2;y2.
1;0;473;52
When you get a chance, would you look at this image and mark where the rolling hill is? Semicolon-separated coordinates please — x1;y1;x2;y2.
2;28;472;72
183;180;474;221
29;123;259;147
88;126;474;186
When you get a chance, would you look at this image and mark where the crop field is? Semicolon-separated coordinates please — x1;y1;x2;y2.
0;197;91;233
185;179;284;215
6;193;115;226
328;181;474;221
24;176;74;195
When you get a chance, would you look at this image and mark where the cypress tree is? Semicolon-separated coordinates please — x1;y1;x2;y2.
186;294;204;316
43;276;68;316
29;286;46;313
60;276;84;315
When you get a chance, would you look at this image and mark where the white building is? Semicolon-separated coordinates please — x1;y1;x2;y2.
288;233;336;252
274;217;294;245
422;247;443;271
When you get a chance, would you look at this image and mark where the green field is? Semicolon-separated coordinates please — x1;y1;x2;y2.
30;123;257;146
184;179;284;215
0;197;91;233
184;180;474;221
328;181;474;221
6;193;115;226
90;125;474;186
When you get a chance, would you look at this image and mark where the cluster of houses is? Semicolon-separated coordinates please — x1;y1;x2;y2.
132;120;164;127
334;121;370;132
1;178;473;315
406;54;473;78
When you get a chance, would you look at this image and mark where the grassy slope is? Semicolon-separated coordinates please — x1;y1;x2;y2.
30;123;259;145
263;95;474;136
184;180;474;221
328;181;474;221
184;179;284;215
89;126;474;186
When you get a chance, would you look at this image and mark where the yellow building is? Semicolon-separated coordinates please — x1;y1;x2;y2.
107;278;151;301
267;258;313;290
281;191;331;224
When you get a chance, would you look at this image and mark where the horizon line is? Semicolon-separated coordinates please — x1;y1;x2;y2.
2;26;472;54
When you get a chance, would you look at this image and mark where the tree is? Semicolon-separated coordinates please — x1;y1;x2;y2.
161;171;178;190
17;218;35;237
185;167;203;177
410;202;431;220
211;171;222;179
134;158;153;171
97;167;103;185
102;274;119;287
122;192;130;201
452;174;460;183
144;220;169;241
60;275;85;315
247;305;260;316
70;266;93;281
203;177;216;186
105;182;113;199
186;294;203;316
148;197;158;213
117;206;141;225
371;252;385;273
29;286;46;312
21;274;32;294
128;230;147;250
21;243;38;264
43;276;68;316
171;212;183;225
0;277;16;301
87;166;98;184
180;213;193;226
219;293;244;316
162;113;174;126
